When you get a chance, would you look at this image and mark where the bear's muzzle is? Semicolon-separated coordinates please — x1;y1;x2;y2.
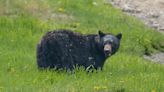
104;44;112;57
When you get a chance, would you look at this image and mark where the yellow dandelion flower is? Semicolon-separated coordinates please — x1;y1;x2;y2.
92;2;98;6
11;68;15;72
74;22;80;26
58;8;65;12
94;86;100;91
151;89;156;92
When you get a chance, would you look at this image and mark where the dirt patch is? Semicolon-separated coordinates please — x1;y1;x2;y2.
108;0;164;32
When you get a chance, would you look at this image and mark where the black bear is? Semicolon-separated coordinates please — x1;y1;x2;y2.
37;29;122;70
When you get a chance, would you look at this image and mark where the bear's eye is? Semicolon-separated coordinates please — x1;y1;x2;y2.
103;38;113;43
104;41;113;46
108;39;114;44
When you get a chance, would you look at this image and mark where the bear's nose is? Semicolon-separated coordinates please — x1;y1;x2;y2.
104;44;112;52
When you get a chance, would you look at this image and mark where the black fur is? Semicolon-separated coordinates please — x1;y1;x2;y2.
37;29;122;70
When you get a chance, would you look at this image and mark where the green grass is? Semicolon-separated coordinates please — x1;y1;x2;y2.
0;0;164;92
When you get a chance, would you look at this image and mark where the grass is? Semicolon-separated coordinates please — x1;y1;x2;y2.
0;0;164;92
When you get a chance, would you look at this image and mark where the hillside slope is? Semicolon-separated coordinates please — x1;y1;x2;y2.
0;0;164;92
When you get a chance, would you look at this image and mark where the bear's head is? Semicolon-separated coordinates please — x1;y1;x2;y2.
98;31;122;57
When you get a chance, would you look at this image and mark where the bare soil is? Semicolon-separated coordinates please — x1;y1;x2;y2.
109;0;164;32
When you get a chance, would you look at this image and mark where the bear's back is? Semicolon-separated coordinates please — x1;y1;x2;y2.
44;30;88;49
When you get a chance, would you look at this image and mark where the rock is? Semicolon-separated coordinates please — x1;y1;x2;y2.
159;27;164;31
149;11;159;18
144;53;164;64
122;5;138;13
152;22;159;29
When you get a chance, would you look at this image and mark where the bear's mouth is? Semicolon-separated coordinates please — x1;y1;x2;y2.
104;50;112;57
104;44;112;57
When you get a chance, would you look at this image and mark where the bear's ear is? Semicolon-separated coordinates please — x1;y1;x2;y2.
116;33;122;40
98;30;105;37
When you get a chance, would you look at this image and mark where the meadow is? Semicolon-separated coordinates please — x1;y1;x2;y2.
0;0;164;92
